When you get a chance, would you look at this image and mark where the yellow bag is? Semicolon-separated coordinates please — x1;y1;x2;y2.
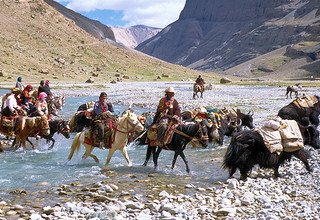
147;124;158;141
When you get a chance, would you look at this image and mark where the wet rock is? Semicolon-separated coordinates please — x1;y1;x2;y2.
227;178;239;189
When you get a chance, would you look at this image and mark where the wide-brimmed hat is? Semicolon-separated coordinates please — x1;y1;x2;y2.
165;87;175;93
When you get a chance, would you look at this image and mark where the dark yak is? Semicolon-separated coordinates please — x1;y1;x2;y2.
278;95;320;127
223;124;320;180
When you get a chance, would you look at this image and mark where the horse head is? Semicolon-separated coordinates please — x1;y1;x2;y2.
58;120;70;139
122;110;145;133
195;120;209;147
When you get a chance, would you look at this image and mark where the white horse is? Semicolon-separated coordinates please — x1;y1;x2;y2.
67;110;145;166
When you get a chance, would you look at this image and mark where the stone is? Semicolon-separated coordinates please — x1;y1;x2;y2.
85;78;94;83
220;77;232;84
39;69;49;74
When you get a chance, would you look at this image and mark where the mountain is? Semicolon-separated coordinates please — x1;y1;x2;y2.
43;0;115;41
137;0;320;76
0;0;207;84
111;25;161;48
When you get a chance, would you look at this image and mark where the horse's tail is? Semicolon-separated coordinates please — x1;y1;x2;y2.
68;132;81;160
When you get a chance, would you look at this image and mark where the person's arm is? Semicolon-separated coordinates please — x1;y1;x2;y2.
93;102;101;115
44;102;48;115
8;97;16;113
107;101;114;113
173;100;181;117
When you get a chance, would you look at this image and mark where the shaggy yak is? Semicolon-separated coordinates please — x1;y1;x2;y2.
222;124;320;180
278;95;320;127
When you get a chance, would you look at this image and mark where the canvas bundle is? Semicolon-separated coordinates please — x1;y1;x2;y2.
293;95;318;108
147;124;158;141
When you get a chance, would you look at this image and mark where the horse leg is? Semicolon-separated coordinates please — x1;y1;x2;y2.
285;89;289;99
193;93;196;99
143;146;152;166
120;147;132;166
48;137;55;150
26;137;35;149
10;137;17;149
82;145;99;163
105;147;117;165
171;152;179;170
179;151;190;173
154;147;162;170
200;92;203;98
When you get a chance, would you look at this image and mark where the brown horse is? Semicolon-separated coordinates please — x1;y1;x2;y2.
193;84;204;99
13;116;50;150
286;83;302;99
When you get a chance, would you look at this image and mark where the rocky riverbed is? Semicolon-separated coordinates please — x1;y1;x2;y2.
0;82;319;219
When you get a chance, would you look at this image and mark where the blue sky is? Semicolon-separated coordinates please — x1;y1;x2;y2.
56;0;186;28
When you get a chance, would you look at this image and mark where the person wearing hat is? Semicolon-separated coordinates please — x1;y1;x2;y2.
93;92;114;118
15;77;24;91
153;87;181;145
31;92;48;117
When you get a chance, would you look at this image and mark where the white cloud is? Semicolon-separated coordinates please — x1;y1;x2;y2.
55;0;186;28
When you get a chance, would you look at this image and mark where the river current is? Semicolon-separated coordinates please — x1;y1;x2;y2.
0;82;318;200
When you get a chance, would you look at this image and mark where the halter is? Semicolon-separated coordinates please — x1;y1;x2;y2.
113;115;142;135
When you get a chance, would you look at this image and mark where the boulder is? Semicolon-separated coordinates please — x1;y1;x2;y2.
0;70;5;77
85;78;94;83
220;77;232;84
257;65;274;72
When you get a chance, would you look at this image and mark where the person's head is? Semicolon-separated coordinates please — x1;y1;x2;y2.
45;80;50;85
99;92;107;103
198;75;201;78
17;77;22;82
26;84;33;91
38;92;47;101
40;80;45;86
165;87;175;98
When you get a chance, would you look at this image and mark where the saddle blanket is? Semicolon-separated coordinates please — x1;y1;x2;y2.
258;118;304;154
293;95;318;108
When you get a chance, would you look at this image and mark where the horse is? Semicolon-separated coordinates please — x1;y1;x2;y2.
67;110;145;165
222;123;320;180
47;95;65;116
142;120;209;173
193;83;204;99
11;119;70;150
12;116;50;150
278;95;320;127
286;83;302;99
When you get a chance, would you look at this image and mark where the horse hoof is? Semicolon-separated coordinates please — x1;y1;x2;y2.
128;162;133;167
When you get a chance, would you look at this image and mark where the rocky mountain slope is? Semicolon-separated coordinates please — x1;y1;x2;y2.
0;0;208;85
44;0;115;42
111;25;161;48
137;0;320;77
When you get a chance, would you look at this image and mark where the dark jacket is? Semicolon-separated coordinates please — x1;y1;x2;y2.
153;97;181;124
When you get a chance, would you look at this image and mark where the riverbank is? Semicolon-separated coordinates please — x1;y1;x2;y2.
1;146;319;219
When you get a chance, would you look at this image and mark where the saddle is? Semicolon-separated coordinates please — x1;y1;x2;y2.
257;118;303;154
147;123;178;147
293;95;318;108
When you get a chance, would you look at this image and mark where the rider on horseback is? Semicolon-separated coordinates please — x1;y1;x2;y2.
93;92;114;119
196;75;205;91
153;87;181;146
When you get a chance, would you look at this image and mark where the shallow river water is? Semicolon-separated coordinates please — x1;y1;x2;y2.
0;82;318;201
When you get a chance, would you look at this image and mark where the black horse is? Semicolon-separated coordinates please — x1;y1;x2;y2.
278;95;320;127
11;119;70;150
142;121;209;173
223;124;320;180
286;83;302;99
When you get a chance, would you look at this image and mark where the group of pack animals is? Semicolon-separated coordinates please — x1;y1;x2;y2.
1;88;319;181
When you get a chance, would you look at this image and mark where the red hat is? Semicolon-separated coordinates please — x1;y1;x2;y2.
45;80;50;85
